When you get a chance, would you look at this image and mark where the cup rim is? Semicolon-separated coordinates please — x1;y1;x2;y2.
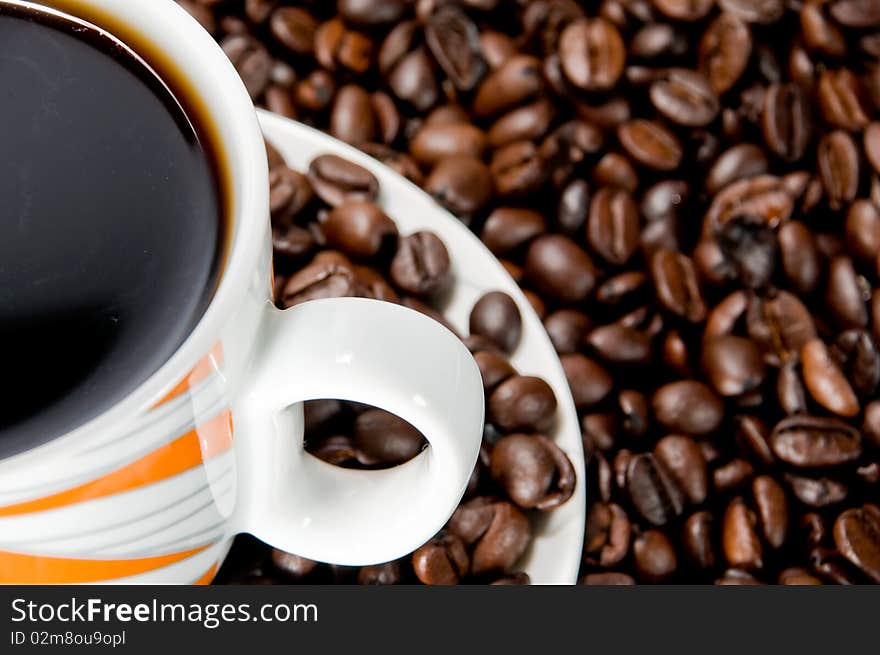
0;0;269;467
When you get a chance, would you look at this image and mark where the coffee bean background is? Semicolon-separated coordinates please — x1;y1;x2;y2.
183;0;880;585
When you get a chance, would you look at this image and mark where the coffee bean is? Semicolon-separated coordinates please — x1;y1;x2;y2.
826;256;868;329
473;350;516;393
746;291;817;366
412;532;470;585
786;474;849;507
558;18;625;91
652;380;724;436
801;338;860;417
543;309;592;355
562;354;613;410
269;7;317;55
329;85;377;145
425;5;486;92
488;375;557;433
587;187;640;265
865;123;880;176
829;0;880;27
699;12;752;94
557;179;590;235
388;49;438;112
801;2;846;58
633;530;678;583
702;335;766;397
714;459;755;494
473;55;542;118
295;70;336;112
652;0;714;21
626;453;685;526
308;154;379;208
776;362;808;415
583;413;618;453
650;250;707;322
818;131;860;210
425;155;493;217
410;123;486;166
490;433;576;510
762;83;811;162
706;144;769;196
322;200;398;260
833;505;880;583
390;231;451;297
490;140;547;198
315;18;372;74
595;271;648;306
586;324;652;365
618;120;683;171
651;69;720;128
354;409;426;466
222;35;272;99
654;435;707;505
771;415;862;467
818;69;869;131
715;569;763;585
705;290;748;341
584;502;631;567
863;401;880;448
723;497;763;570
282;254;359;308
357;561;402;585
470;291;522;353
488;100;555;149
471;502;532;575
682;511;716;569
752;475;788;549
525;235;597;304
778;221;820;294
719;0;784;24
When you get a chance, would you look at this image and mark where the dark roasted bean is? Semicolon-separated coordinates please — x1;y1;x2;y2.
834;505;880;583
558;18;625;92
699;12;751;94
562;354;613;410
425;156;493;217
490;434;576;510
626;453;685;526
714;458;755;493
654;435;707;505
652;380;723;436
322;200;398;260
787;474;849;507
633;530;678;583
488;375;557;433
391;231;451;297
771;414;862;467
584;502;631;567
412;532;469;585
683;511;716;570
801;338;859;417
723;497;763;570
618;120;683;171
526;235;597;304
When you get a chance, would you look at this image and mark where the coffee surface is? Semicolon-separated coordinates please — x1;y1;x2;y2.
0;4;223;456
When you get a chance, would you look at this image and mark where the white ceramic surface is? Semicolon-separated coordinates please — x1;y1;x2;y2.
260;111;587;585
0;0;484;583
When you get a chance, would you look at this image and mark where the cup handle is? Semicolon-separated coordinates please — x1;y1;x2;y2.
231;297;484;565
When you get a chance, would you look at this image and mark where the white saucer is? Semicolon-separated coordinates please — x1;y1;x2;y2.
258;110;586;585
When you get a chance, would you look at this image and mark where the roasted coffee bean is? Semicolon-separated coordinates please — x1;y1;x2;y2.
544;309;592;354
269;7;317;55
587;324;652;365
357;561;402;585
322;200;398;260
832;330;880;398
818;131;860;210
557;179;590;235
617;390;651;439
706;144;768;196
580;572;636;585
490;434;575;510
846;201;880;266
593;153;639;193
863;401;880;448
562;354;613;410
471;502;532;576
762;83;811;162
588;187;640;265
723;497;763;570
771;414;862;467
618;120;683;171
650;69;719;128
719;0;783;23
818;69;869;132
558;18;625;92
295;70;336;113
490;141;547;198
583;413;618;453
473;55;542;118
596;272;648;306
633;530;678;583
826;256;868;329
777;362;808;415
308;155;379;208
222;35;272;99
480;208;546;257
282;256;359;308
683;511;716;570
654;435;707;505
583;501;632;567
412;532;470;585
410;123;486;167
391;231;451;297
424;5;486;92
626;453;685;526
488;375;557;433
865;123;880;176
778;567;823;585
425;155;493;217
702;336;765;397
488;100;555;149
474;350;516;392
801;338;859;417
652;0;713;21
778;221;820;294
834;505;880;583
651;250;707;322
704;290;747;341
469;292;522;354
753;475;788;549
329;85;377;145
699;12;751;94
315;18;372;74
354;409;426;466
526;235;597;304
272;550;318;579
714;459;755;493
652;380;723;436
786;474;849;507
746;291;816;366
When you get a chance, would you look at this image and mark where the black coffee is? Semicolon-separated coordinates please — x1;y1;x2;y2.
0;3;225;456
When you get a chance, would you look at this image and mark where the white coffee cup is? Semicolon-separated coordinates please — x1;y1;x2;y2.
0;0;483;584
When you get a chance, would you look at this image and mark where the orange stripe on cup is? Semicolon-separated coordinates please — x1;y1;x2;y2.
0;411;234;518
152;342;225;409
0;544;210;584
193;564;219;585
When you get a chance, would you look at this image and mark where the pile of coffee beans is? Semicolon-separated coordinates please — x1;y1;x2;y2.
188;0;880;584
215;143;575;585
